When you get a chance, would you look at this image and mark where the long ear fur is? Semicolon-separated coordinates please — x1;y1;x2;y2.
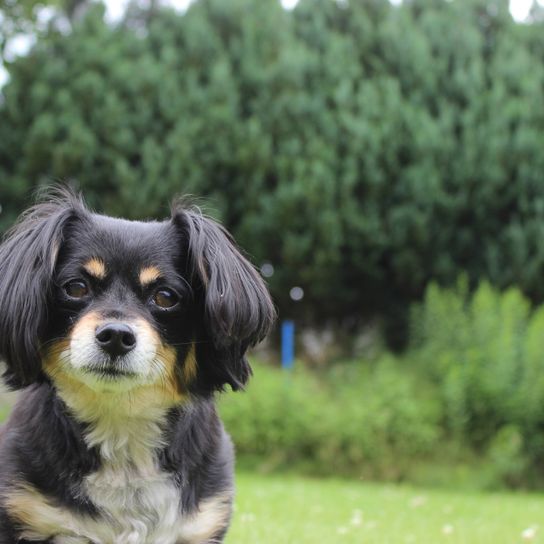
172;206;276;392
0;188;85;389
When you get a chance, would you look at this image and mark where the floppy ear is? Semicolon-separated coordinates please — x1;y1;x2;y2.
173;207;276;392
0;191;84;389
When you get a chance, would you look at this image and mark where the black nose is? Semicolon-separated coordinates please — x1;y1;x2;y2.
95;323;136;357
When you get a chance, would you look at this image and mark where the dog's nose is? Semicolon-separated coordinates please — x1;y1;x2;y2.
95;323;136;357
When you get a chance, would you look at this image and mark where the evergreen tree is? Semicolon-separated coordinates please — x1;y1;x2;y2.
1;0;544;329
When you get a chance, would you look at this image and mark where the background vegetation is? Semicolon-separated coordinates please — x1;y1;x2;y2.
3;0;544;329
221;282;544;489
2;0;544;492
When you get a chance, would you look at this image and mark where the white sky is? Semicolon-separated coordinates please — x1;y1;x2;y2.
1;0;543;88
106;0;544;21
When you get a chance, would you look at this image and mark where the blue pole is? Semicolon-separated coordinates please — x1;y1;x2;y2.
281;320;295;370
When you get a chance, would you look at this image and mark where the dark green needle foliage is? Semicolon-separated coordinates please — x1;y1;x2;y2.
2;0;544;328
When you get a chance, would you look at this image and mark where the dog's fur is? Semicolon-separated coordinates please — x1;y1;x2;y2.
0;189;275;543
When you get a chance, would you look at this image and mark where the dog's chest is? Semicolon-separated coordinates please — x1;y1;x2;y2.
47;460;229;544
76;460;183;544
65;408;187;543
46;414;231;544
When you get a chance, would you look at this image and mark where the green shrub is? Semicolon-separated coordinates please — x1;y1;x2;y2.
484;425;530;489
413;280;544;487
225;283;544;488
219;358;441;481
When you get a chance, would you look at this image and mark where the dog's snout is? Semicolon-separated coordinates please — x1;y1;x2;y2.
95;323;136;357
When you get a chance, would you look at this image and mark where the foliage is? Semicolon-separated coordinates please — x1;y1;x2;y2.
0;0;89;61
413;280;544;487
221;281;544;489
220;359;442;481
2;1;544;323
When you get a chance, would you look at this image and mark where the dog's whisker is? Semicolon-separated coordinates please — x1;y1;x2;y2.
168;340;206;347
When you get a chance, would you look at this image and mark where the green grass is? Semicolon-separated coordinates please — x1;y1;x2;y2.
227;472;544;544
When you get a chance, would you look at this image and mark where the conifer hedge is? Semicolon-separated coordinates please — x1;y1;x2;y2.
2;0;544;324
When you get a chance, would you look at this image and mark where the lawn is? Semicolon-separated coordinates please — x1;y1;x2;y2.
227;472;544;544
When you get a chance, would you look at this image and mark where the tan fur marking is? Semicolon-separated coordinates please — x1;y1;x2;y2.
181;491;233;543
182;343;198;385
4;484;232;543
42;338;71;374
155;342;185;403
139;265;161;286
42;312;101;379
5;484;79;540
83;258;106;280
72;312;102;335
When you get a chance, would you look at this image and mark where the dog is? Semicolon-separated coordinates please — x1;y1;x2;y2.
0;188;275;543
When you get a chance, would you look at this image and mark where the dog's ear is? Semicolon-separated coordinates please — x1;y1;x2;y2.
0;189;84;389
172;207;276;392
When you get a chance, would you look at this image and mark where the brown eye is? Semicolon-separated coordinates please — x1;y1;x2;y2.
64;280;89;299
153;288;179;309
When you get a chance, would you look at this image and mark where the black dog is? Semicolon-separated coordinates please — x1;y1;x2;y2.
0;189;275;543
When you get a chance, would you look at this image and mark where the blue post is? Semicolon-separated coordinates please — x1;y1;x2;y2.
281;320;295;370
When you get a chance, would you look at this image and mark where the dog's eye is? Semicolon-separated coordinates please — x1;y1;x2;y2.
152;288;179;309
64;280;89;299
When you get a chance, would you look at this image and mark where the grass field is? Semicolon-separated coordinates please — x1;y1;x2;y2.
227;472;544;544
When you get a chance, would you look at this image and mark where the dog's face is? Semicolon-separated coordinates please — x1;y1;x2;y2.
48;217;194;395
0;190;275;398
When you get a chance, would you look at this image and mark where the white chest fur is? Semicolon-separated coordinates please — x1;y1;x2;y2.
13;437;231;544
78;458;187;544
59;409;230;544
14;474;229;544
49;463;231;544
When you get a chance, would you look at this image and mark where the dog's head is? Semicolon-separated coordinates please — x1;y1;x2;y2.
0;189;275;400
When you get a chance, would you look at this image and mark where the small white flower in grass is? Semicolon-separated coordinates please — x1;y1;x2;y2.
350;509;363;526
410;495;427;508
522;526;538;540
442;524;454;535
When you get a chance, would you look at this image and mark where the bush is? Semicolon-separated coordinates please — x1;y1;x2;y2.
219;358;441;481
2;1;544;324
222;281;544;489
413;280;544;487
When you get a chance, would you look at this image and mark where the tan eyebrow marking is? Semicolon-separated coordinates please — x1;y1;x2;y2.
139;266;162;286
83;258;106;280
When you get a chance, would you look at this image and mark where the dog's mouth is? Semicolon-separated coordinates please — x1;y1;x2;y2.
70;360;147;392
82;364;138;380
